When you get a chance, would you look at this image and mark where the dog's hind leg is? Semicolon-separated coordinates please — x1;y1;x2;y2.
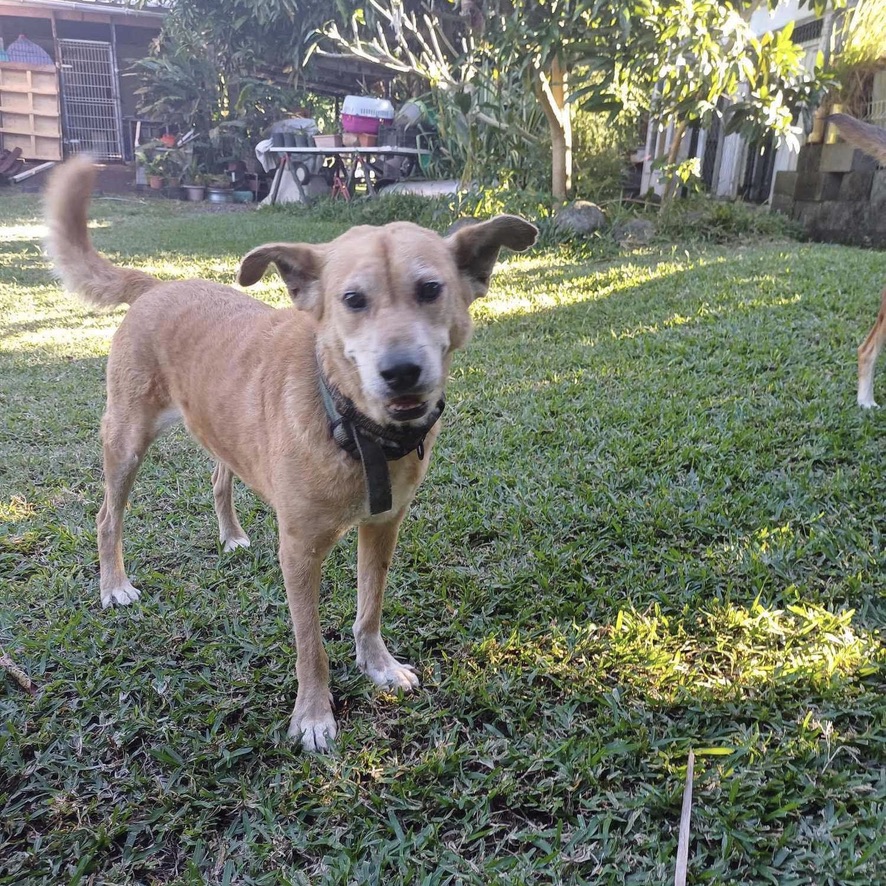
211;462;251;551
858;286;886;408
354;513;420;691
97;415;154;608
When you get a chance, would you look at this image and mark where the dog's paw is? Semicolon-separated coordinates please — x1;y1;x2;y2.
359;650;420;691
858;397;879;409
101;580;141;609
289;707;337;753
222;534;251;552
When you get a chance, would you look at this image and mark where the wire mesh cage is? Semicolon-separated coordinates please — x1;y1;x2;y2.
57;38;123;160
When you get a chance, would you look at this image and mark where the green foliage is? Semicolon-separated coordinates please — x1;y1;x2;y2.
131;0;338;167
826;0;886;118
1;192;885;883
833;0;886;70
276;186;802;252
425;67;552;189
270;186;558;242
655;196;805;243
331;0;842;199
134;140;190;180
577;1;820;142
571;107;642;202
130;45;222;135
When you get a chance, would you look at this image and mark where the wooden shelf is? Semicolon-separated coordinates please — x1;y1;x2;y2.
0;61;55;74
0;107;60;115
0;88;61;96
0;63;61;161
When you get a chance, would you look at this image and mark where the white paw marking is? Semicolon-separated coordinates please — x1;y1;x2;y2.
289;710;337;753
101;580;141;608
858;397;879;409
222;534;251;552
360;655;420;691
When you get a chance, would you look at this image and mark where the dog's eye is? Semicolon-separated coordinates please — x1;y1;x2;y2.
342;290;368;311
417;281;442;303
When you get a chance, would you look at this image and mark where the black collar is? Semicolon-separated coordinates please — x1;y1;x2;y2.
317;367;444;516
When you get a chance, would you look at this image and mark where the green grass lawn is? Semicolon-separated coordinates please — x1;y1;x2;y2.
1;191;885;885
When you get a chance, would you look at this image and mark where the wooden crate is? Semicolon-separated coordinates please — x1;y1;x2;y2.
0;61;62;161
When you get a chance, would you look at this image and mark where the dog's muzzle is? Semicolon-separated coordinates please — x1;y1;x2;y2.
318;367;444;515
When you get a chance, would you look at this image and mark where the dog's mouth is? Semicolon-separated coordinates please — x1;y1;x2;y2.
385;395;430;422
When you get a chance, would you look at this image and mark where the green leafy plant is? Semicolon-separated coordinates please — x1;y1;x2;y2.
130;2;335;172
135;141;191;182
655;194;805;242
825;0;886;118
181;158;208;186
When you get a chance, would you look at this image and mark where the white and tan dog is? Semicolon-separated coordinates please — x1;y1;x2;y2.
827;114;886;408
45;156;536;751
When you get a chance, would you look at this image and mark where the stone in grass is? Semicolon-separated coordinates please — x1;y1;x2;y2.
612;217;655;246
554;200;607;236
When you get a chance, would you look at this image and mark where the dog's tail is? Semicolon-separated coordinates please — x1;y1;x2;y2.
827;113;886;165
44;155;158;308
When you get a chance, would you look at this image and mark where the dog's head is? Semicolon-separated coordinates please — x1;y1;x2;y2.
238;216;537;427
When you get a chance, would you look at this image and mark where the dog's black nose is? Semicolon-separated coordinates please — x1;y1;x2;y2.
379;358;422;392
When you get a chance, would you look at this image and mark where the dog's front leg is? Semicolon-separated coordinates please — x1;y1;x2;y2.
278;525;337;751
354;513;420;691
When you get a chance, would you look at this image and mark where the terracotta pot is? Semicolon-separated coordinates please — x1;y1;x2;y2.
357;133;377;147
148;175;165;190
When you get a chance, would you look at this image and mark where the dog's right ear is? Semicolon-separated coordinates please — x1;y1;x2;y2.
238;243;325;314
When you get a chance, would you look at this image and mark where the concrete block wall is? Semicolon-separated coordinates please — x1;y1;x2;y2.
772;143;886;247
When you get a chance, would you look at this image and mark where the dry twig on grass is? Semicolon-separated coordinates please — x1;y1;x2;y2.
0;644;38;696
675;749;695;886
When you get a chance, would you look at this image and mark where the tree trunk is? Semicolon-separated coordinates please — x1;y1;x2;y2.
534;57;572;200
661;120;688;208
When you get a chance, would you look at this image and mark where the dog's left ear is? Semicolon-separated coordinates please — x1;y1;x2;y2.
447;215;537;302
238;243;326;314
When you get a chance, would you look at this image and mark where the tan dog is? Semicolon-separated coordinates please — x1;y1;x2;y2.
45;156;536;751
827;114;886;408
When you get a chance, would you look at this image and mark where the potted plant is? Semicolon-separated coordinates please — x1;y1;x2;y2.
181;160;208;201
142;155;168;190
205;172;234;203
136;140;180;190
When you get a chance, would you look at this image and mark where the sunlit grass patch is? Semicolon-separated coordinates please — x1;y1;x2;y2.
473;602;882;706
0;496;35;523
478;251;707;321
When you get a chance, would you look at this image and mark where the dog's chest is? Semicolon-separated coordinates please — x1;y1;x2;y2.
359;454;429;525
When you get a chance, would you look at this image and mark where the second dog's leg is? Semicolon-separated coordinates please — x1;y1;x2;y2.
354;513;420;691
97;419;152;608
279;524;338;752
212;462;251;551
858;287;886;408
